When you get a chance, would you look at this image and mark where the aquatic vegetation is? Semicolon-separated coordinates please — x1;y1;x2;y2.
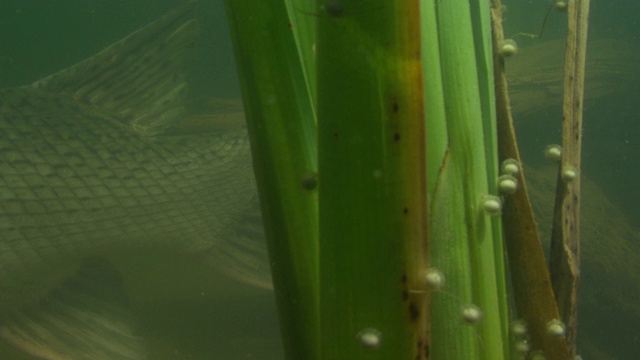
224;0;591;359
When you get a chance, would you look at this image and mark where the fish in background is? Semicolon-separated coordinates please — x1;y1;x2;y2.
0;2;271;359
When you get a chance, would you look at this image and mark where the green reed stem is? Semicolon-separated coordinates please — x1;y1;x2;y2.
315;1;428;359
426;0;509;358
224;1;319;359
226;0;511;358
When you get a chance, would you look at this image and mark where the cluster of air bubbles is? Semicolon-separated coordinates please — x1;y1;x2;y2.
507;318;567;358
543;144;577;182
511;319;531;355
495;158;520;200
500;39;518;57
357;328;382;348
514;339;531;354
420;268;483;328
480;159;520;216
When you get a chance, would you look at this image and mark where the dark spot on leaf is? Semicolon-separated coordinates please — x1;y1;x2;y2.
325;1;344;17
415;338;426;360
401;274;409;301
403;207;409;215
393;133;400;142
409;302;419;321
300;171;318;190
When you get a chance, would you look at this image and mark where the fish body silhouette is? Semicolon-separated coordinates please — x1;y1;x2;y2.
0;2;269;359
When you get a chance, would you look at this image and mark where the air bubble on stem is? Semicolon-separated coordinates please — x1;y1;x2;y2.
423;268;444;291
461;304;482;325
498;174;518;195
481;195;502;215
510;319;528;337
546;319;566;338
514;339;530;353
501;158;520;176
561;168;577;182
357;328;382;348
500;39;518;57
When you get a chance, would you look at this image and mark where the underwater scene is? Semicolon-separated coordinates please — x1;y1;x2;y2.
0;0;638;359
502;1;640;358
0;0;281;359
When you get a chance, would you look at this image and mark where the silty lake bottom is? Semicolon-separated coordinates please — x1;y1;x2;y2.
0;256;283;359
1;0;639;359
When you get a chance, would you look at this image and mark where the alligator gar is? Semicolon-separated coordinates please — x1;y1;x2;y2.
0;2;270;359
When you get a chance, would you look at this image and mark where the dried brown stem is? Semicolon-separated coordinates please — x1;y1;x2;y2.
490;0;571;358
549;0;590;357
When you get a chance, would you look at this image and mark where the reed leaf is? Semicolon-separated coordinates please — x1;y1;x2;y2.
315;1;428;359
224;1;319;359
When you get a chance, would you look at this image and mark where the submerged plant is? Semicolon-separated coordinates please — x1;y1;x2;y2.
224;0;590;359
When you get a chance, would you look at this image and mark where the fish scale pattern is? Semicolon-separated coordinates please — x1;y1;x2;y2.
0;87;256;306
0;2;272;357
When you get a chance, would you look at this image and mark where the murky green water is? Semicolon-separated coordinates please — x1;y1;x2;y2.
0;1;282;359
503;1;640;359
1;262;282;359
1;1;638;359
